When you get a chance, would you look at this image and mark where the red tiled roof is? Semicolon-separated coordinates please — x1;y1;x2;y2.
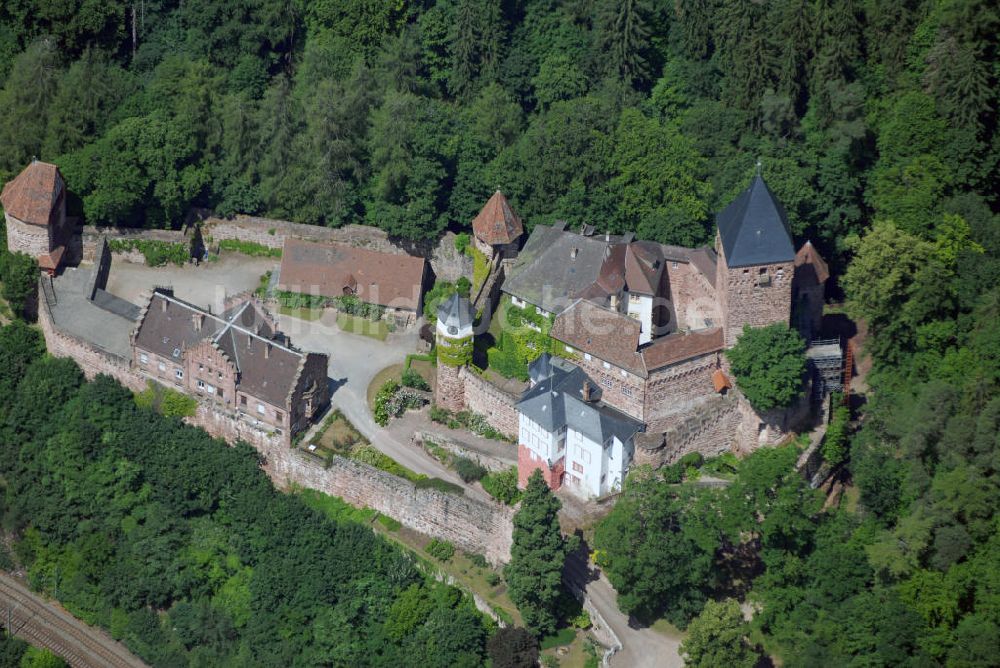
38;246;65;271
794;241;830;285
640;328;724;372
278;238;426;311
0;161;63;226
551;300;644;374
713;369;732;393
473;190;523;246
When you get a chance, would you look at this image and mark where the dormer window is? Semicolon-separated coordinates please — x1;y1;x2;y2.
172;348;181;358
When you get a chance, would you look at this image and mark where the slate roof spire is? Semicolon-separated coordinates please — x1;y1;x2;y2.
716;174;795;268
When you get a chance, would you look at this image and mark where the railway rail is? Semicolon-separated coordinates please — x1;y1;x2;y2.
0;572;147;668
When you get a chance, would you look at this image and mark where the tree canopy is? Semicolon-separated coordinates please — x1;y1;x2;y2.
725;324;806;412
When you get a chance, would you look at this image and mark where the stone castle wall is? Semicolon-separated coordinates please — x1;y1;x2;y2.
262;441;515;564
569;352;646;421
644;352;722;428
460;367;519;439
37;288;146;392
634;394;740;468
435;361;466;412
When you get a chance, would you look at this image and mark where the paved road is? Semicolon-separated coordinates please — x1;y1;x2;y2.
0;572;147;668
564;552;684;668
276;311;493;501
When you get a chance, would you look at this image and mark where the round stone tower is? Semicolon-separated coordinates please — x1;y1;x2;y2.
434;293;474;413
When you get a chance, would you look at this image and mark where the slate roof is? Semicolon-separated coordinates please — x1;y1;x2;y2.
716;175;795;268
278;238;426;311
472;190;523;246
437;293;474;331
134;292;314;408
502;226;683;314
1;161;63;226
517;354;642;445
794;241;830;286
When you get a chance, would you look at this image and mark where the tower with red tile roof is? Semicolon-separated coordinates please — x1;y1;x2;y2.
1;161;70;274
471;190;524;260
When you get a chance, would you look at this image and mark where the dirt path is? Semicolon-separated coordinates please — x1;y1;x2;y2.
0;572;147;668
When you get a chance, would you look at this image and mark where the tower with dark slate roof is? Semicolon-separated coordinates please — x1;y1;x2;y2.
434;293;474;412
714;175;796;347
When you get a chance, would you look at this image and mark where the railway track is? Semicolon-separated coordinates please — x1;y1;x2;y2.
0;573;147;668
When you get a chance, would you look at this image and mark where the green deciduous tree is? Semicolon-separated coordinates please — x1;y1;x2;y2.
681;598;759;668
504;470;569;636
725;324;806;412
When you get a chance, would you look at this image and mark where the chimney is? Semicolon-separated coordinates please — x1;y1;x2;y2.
265;342;271;359
192;313;204;331
610;294;619;311
571;248;578;260
160;297;167;312
581;380;592;402
247;335;252;350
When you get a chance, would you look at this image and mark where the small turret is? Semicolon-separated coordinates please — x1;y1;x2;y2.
434;293;474;412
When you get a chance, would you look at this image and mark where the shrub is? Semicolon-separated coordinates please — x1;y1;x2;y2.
454;457;488;483
218;239;282;257
426;538;455;561
485;571;501;586
134;381;197;418
373;380;401;426
678;452;704;469
572;610;592;629
662;464;683;484
430;405;450;424
276;290;328;309
725;323;806;412
481;467;522;505
401;367;431;391
414;477;464;494
454;232;471;254
456;276;472;296
823;399;851;464
468;553;489;569
108;239;188;266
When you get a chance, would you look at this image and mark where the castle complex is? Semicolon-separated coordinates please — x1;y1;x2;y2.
437;177;830;498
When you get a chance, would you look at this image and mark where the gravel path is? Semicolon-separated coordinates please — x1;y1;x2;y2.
0;572;147;668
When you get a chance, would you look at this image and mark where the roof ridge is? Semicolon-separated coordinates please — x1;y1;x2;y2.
154;291;302;356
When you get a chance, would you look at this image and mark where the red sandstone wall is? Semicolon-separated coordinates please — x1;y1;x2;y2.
38;293;146;392
517;444;562;490
460;368;519;438
644;353;721;427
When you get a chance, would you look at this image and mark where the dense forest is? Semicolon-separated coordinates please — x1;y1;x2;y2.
0;0;995;270
0;322;492;665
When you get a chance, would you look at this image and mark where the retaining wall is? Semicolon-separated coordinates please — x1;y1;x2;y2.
460;368;519;439
414;430;513;473
258;438;514;564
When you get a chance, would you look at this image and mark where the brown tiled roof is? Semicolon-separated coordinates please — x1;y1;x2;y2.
278;238;426;311
473;190;523;246
133;292;318;408
550;300;644;374
794;241;829;285
623;242;663;295
0;161;63;226
640;328;723;372
38;246;65;271
713;369;732;392
688;248;718;288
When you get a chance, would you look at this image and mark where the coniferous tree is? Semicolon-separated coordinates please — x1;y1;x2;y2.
503;470;568;636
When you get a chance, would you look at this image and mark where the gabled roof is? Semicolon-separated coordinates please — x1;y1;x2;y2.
716;175;795;268
1;161;64;226
437;293;473;331
794;241;830;286
134;291;317;408
472;190;523;246
278;238;426;311
517;356;642;445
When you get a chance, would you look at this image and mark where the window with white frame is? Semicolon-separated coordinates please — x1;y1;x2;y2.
622;385;633;397
139;353;148;365
257;403;266;415
197;379;205;389
602;361;610;369
628;293;640;303
157;361;166;372
205;384;215;394
174;369;183;380
600;376;613;388
584;353;592;361
572;462;584;473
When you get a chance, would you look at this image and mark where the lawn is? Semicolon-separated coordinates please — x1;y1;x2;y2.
367;363;406;409
278;304;324;321
314;410;366;455
337;312;389;341
407;358;436;393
